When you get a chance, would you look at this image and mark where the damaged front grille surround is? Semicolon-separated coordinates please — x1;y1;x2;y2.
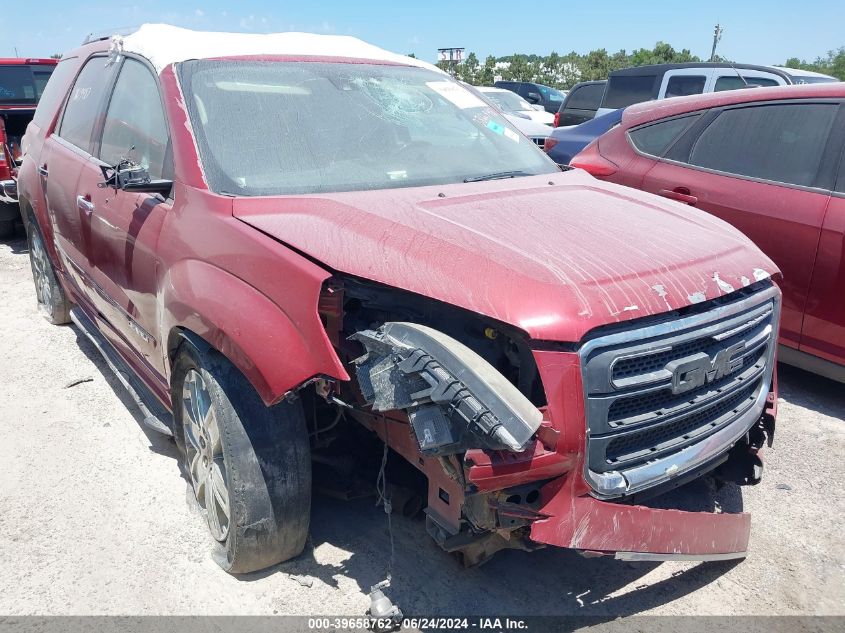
352;322;543;456
579;282;781;499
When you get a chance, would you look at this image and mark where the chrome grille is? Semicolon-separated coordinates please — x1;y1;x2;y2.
579;283;780;498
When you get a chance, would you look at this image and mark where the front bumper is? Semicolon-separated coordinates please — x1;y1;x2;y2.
0;179;18;205
529;475;751;560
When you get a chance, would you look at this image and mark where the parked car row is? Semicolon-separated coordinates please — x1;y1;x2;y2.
15;24;786;576
553;62;838;131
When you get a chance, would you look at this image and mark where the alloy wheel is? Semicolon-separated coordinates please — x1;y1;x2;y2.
29;231;53;312
182;369;231;542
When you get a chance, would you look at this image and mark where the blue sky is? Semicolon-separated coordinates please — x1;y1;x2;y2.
5;0;843;65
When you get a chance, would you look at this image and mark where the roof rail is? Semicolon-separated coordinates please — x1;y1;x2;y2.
82;26;138;45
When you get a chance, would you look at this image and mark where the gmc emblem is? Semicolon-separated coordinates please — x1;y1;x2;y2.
667;341;746;395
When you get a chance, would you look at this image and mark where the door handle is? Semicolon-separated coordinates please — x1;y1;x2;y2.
76;195;95;215
658;188;698;206
38;164;49;177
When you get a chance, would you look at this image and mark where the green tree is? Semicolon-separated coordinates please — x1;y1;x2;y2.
477;55;497;85
781;47;845;80
504;54;532;81
457;52;480;84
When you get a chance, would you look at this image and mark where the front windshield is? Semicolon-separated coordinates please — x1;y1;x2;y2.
179;60;557;196
482;90;534;113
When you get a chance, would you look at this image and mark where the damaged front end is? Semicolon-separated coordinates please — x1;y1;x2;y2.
315;276;780;566
351;322;542;456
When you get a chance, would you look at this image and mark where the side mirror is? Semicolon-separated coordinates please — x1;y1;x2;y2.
526;92;541;104
99;160;173;197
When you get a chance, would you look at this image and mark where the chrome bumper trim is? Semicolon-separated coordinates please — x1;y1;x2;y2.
586;380;768;497
614;550;747;562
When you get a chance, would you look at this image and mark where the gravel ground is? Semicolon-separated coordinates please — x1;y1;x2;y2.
0;233;843;621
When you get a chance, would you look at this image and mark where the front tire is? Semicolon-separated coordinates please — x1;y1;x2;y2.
172;339;311;574
27;222;70;324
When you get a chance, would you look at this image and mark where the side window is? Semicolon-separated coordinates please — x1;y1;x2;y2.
665;75;707;98
714;76;779;92
566;84;604;110
688;103;837;187
629;114;702;157
57;57;114;154
603;75;656;109
32;58;78;128
100;59;169;179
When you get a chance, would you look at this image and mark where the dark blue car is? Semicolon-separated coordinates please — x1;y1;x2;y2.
545;108;624;165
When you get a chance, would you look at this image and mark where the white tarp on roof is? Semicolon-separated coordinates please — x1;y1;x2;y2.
118;23;443;74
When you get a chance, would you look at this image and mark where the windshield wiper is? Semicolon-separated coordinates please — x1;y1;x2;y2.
463;170;531;183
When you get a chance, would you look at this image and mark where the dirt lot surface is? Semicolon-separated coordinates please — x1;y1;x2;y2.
1;233;843;621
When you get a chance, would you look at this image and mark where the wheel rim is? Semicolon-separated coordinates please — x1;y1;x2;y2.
182;369;230;542
29;231;53;309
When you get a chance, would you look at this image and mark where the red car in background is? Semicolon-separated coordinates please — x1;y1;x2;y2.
0;57;58;237
571;83;845;381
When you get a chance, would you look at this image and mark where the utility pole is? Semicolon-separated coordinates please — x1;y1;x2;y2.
709;23;723;62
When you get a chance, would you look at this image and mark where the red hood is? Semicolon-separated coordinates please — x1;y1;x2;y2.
233;170;779;342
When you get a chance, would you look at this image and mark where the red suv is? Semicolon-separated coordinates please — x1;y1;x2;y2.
571;84;845;382
0;58;57;237
18;25;782;574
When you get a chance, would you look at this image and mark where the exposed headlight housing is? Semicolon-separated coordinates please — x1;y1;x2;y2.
352;322;543;456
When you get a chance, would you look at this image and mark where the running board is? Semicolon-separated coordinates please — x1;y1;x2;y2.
70;307;173;436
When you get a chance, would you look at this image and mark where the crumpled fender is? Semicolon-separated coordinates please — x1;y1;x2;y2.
160;258;348;404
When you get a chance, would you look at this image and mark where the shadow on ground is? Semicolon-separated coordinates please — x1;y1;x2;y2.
71;324;178;460
4;232;29;255
259;486;742;618
777;362;845;420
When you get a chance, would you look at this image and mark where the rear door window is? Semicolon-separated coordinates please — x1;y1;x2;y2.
603;75;656;109
565;83;604;110
688;103;838;187
57;56;115;154
32;59;78;128
665;75;707;97
99;59;169;178
629;114;702;156
714;76;780;91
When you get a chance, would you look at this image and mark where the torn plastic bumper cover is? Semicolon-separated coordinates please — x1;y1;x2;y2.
352;322;542;456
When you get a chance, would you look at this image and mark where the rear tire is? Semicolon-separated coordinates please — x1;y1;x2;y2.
171;338;311;574
26;221;70;324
